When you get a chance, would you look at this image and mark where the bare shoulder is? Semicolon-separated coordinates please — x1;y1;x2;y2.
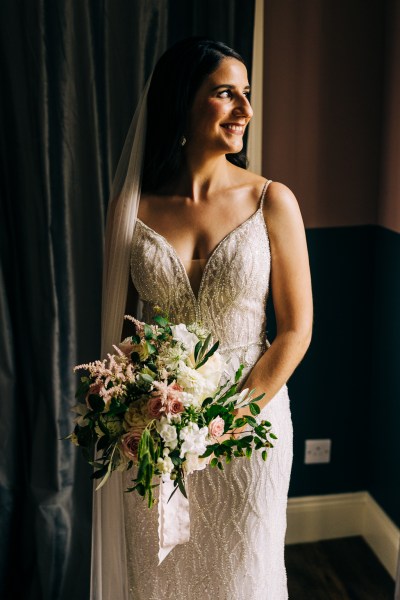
263;180;304;237
229;164;268;202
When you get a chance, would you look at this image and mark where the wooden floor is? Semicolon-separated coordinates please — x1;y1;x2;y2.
285;536;395;599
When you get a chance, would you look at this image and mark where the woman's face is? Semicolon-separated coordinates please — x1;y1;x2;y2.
185;57;253;156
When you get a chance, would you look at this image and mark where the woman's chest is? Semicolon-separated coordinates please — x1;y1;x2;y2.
130;210;271;318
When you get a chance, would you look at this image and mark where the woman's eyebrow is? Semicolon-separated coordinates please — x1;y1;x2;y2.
210;84;251;91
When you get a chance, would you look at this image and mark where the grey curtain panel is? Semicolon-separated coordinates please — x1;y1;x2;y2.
0;2;255;599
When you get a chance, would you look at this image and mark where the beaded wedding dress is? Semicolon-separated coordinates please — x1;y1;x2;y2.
124;180;293;599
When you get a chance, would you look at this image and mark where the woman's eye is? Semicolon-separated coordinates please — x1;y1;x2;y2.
218;89;232;98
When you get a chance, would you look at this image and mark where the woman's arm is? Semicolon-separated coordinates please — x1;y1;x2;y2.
237;181;313;416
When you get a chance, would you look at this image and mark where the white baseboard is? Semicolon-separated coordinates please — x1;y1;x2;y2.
286;491;400;579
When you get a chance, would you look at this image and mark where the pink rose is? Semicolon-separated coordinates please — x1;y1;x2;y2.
120;429;142;460
208;416;225;438
147;397;163;419
165;398;184;415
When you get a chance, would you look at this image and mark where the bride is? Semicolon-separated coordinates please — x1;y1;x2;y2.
94;37;313;600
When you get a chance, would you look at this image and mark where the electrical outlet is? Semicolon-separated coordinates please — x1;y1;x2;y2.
304;439;331;464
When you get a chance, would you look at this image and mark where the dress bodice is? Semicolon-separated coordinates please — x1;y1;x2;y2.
130;181;272;369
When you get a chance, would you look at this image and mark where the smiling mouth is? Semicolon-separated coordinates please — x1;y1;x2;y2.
221;123;245;135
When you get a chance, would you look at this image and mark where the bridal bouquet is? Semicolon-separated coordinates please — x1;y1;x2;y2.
68;314;277;507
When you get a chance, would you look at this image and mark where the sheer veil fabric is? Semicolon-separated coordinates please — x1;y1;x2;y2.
91;77;151;600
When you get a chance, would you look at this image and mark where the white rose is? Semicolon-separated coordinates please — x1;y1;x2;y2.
183;452;209;475
196;350;225;391
171;324;199;355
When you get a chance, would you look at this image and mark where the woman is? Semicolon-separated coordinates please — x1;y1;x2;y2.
95;38;313;600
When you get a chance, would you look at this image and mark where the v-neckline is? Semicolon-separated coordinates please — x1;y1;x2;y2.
135;181;269;304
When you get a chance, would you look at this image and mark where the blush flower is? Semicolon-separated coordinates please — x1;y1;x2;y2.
165;398;184;415
120;429;143;460
147;396;163;419
208;416;225;439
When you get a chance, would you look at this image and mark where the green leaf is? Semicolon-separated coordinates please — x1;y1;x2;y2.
153;315;168;327
144;324;154;339
76;425;94;447
139;373;154;384
200;446;216;458
167;483;179;503
91;465;108;480
194;340;202;362
262;450;268;461
244;415;258;428
146;341;156;354
210;457;218;468
96;435;111;451
254;425;267;439
270;433;278;440
87;394;105;413
198;333;212;361
251;392;265;404
234;364;244;383
245;447;252;459
239;435;253;445
202;397;213;407
75;377;90;398
177;477;188;499
217;461;224;470
196;341;220;370
249;402;261;416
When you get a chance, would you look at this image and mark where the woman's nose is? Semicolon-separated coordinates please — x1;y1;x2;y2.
233;95;253;119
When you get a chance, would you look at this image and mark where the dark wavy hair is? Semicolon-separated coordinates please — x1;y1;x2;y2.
142;37;249;193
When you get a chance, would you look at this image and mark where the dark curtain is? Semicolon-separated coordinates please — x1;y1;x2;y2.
0;2;255;599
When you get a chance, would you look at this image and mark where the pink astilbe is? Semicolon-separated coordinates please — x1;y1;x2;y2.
123;315;145;336
74;351;137;408
150;381;184;416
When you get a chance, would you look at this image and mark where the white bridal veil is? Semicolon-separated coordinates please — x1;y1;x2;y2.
91;77;151;600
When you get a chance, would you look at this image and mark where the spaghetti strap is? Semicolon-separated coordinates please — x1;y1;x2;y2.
259;179;273;210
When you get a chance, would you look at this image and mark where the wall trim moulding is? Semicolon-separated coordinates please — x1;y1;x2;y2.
286;491;400;579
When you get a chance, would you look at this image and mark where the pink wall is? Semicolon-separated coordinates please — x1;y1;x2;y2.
262;1;400;233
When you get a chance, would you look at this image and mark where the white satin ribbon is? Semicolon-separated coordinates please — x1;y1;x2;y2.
158;476;190;564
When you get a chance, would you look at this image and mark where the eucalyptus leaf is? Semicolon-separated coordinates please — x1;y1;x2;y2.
196;341;219;369
234;364;244;383
194;340;202;362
